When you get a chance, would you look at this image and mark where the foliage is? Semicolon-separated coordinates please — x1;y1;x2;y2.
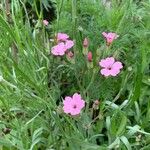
0;0;150;149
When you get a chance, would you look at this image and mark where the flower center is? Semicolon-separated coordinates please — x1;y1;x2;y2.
107;66;112;70
73;105;77;109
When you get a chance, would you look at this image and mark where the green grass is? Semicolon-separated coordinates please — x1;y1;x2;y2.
0;0;150;149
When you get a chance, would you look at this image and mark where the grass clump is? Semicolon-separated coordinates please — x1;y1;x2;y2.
0;0;150;149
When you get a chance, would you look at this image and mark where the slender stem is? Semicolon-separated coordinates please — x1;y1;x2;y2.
5;0;10;20
56;0;64;31
72;0;77;40
112;73;129;103
84;69;96;94
2;78;18;89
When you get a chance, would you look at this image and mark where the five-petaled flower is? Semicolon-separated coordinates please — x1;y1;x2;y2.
63;93;85;116
99;57;123;77
102;32;119;45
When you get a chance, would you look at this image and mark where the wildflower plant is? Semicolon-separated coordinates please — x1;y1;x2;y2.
0;0;150;150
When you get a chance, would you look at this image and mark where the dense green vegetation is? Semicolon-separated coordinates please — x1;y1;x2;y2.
0;0;150;149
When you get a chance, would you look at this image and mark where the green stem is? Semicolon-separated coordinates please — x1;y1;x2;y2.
84;69;96;95
72;0;77;40
56;0;64;31
112;73;129;103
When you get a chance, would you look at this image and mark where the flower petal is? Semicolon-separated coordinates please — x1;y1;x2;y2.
100;69;111;77
65;40;74;49
63;96;72;105
57;33;69;41
99;57;115;68
102;32;108;38
70;108;81;116
76;99;85;109
51;42;66;56
109;69;120;76
73;93;81;101
112;61;123;70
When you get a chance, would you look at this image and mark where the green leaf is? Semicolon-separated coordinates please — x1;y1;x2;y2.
110;109;127;136
120;136;132;150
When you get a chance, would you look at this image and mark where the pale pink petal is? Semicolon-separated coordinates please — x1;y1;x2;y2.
102;32;108;38
99;57;115;68
51;47;65;56
70;108;81;116
63;97;73;114
51;42;66;56
72;93;81;101
63;105;71;114
109;69;120;76
57;33;69;41
99;59;107;67
100;69;111;76
112;62;123;70
58;50;65;55
106;57;115;66
65;40;74;50
76;99;85;109
63;93;85;116
63;96;72;105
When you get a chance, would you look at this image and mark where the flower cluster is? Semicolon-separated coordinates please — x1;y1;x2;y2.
49;31;123;116
51;33;74;56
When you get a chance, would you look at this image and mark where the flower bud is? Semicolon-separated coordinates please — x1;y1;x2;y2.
66;51;75;64
67;51;74;58
87;51;92;62
83;38;89;48
92;100;100;110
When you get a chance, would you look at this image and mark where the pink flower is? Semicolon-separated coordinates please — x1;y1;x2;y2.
87;51;92;62
83;38;89;48
102;32;119;45
51;33;74;56
57;33;69;42
51;42;66;56
43;20;49;26
65;40;74;49
99;57;123;77
63;93;85;116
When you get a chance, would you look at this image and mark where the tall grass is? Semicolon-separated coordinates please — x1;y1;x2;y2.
0;0;150;149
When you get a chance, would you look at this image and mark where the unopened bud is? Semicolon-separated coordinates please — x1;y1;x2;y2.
83;38;89;48
66;51;75;64
92;100;100;110
67;51;74;58
87;51;92;62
